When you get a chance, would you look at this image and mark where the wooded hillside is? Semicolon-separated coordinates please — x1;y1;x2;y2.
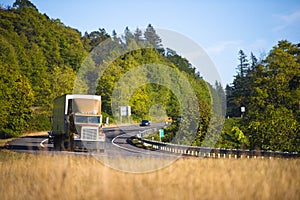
0;1;213;146
0;1;298;152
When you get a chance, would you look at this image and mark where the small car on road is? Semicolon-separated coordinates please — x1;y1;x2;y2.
140;120;151;126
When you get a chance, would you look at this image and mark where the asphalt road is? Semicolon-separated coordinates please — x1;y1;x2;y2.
7;123;178;159
7;123;181;172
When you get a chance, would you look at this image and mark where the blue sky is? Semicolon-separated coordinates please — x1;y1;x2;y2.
1;0;300;86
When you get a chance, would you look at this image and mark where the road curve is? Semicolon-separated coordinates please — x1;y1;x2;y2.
7;124;177;159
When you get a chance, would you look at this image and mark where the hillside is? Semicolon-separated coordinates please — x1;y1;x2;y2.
0;1;213;146
1;0;298;152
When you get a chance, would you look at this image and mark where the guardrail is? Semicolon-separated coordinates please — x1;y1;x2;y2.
137;129;300;159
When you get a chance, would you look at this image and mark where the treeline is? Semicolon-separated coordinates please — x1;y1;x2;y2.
0;0;214;145
1;1;298;152
219;41;300;152
71;25;214;146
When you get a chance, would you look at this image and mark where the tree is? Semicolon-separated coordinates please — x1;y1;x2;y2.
13;0;37;10
0;3;214;144
237;49;249;77
81;28;110;52
226;50;251;117
214;81;226;116
243;40;300;152
216;117;249;149
144;24;162;49
124;26;134;44
0;1;87;135
133;28;144;45
111;29;122;45
225;84;238;117
0;49;34;137
225;41;299;152
250;52;258;71
246;106;298;151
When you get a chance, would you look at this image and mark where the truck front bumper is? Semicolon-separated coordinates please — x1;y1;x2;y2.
74;140;105;151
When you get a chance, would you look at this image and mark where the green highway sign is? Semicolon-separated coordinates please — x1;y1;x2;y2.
159;128;164;138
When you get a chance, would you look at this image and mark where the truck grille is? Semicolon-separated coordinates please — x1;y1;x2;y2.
82;127;98;140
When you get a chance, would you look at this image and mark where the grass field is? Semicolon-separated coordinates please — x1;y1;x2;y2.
0;150;299;200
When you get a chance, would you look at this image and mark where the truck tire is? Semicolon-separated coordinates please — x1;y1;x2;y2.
63;137;74;151
53;135;62;151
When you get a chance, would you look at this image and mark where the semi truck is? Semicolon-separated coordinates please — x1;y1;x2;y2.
51;94;105;151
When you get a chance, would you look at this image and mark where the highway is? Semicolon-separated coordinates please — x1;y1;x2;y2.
7;123;179;158
7;123;180;172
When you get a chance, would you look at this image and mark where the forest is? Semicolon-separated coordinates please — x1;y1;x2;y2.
0;0;299;152
223;43;300;152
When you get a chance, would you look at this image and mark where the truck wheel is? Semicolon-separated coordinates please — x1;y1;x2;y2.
64;137;74;151
53;135;62;151
70;137;74;151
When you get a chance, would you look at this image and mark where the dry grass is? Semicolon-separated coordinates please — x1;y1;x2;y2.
22;131;48;137
0;150;299;200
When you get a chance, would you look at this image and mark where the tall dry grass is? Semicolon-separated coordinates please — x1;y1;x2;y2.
0;150;299;200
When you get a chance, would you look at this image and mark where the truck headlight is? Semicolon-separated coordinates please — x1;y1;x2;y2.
73;133;80;139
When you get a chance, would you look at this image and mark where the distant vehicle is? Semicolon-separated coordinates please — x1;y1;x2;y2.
165;117;173;125
177;116;184;121
140;120;151;126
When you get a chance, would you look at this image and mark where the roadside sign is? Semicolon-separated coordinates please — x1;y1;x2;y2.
119;106;131;116
159;129;164;138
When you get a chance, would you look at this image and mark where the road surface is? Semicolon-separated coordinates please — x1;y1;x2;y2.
7;123;177;158
7;124;180;172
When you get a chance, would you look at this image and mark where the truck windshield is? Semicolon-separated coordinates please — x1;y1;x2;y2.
75;116;100;124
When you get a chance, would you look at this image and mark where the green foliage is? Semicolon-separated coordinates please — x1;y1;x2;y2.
226;40;300;152
2;1;298;153
0;72;34;137
0;3;214;142
13;0;37;10
0;1;86;137
81;29;110;52
216;118;247;149
26;108;51;132
92;26;213;145
144;24;162;50
246;106;299;152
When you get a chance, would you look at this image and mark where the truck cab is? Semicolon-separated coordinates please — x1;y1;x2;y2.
52;94;105;151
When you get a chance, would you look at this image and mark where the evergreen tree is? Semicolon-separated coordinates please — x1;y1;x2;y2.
214;81;226;116
250;52;258;71
226;50;250;117
133;27;144;46
111;29;121;44
243;40;300;151
144;24;162;49
237;49;249;77
124;26;134;44
13;0;37;10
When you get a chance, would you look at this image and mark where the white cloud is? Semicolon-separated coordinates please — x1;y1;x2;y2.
248;39;267;49
205;40;242;55
273;10;300;31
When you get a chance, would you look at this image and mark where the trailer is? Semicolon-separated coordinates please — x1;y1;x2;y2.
51;94;105;151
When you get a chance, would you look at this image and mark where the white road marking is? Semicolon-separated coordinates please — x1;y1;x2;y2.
111;133;143;153
40;138;48;148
